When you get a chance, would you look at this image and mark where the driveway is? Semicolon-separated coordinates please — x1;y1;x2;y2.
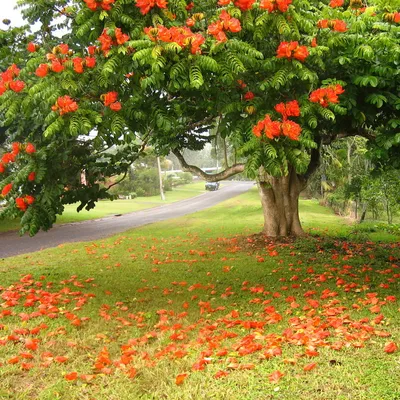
0;181;254;258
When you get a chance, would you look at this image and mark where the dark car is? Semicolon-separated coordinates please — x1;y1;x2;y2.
205;182;220;191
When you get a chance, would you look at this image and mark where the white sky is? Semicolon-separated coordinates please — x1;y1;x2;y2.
1;0;26;27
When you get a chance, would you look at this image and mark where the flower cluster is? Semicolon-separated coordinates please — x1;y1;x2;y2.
135;0;168;15
274;100;300;119
317;19;347;32
253;115;301;141
15;195;35;212
234;0;255;11
52;96;78;115
101;92;122;111
26;143;36;154
1;183;13;196
35;44;96;77
309;84;345;107
0;143;36;174
276;42;309;62
27;42;38;52
144;26;205;54
329;0;344;7
253;100;302;141
260;0;292;13
208;10;241;42
186;12;205;27
384;12;400;23
28;172;36;182
72;56;97;74
0;64;25;96
98;28;130;55
218;0;255;11
244;91;255;101
83;0;115;11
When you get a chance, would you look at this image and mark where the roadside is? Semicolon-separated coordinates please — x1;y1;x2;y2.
0;181;210;233
0;181;253;258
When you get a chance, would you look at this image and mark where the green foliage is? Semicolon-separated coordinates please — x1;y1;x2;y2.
0;0;399;235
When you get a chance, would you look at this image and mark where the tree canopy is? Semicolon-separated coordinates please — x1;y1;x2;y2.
0;0;399;235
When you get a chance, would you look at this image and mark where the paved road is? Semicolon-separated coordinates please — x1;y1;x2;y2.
0;181;254;258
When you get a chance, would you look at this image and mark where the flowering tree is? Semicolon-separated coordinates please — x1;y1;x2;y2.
0;0;399;236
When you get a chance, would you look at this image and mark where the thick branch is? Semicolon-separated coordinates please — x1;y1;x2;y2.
303;136;322;180
322;127;375;145
173;150;245;182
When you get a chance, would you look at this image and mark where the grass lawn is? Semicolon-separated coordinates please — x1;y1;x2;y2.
0;189;399;399
0;181;208;233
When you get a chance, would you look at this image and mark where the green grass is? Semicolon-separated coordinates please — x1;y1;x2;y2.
0;189;399;400
0;181;208;233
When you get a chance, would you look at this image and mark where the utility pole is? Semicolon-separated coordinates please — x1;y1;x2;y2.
157;156;166;201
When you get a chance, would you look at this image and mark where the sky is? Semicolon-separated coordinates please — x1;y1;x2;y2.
2;0;26;27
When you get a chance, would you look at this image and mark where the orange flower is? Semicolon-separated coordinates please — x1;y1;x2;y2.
109;101;122;111
384;342;398;353
277;41;308;62
260;0;292;12
65;372;78;381
234;0;255;11
51;59;64;73
27;42;37;52
303;362;317;371
244;91;255;101
25;143;36;154
332;20;347;32
52;95;78;115
281;120;301;140
2;152;16;164
16;197;28;211
115;28;129;45
269;370;284;383
72;57;84;73
9;80;25;92
12;142;20;155
309;84;344;107
36;64;49;78
175;373;188;385
136;0;168;15
311;37;318;47
1;183;12;196
85;57;96;68
25;195;35;205
102;92;118;106
274;100;300;119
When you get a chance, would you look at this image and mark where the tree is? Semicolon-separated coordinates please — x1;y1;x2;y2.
362;169;400;224
1;0;399;236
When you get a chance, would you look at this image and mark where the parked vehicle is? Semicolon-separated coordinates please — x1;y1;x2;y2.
205;182;220;191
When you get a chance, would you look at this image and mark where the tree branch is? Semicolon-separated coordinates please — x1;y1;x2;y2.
303;136;322;180
322;127;376;145
107;170;128;190
173;150;245;182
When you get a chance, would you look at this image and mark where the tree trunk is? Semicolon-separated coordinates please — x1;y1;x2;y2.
359;203;367;223
258;168;306;237
354;199;358;220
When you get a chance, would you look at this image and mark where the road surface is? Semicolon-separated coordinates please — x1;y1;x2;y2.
0;181;253;258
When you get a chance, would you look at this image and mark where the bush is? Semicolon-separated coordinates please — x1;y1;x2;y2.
135;188;146;197
176;172;193;185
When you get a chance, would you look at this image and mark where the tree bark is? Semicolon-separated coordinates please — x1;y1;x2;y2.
174;150;308;237
258;167;306;237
